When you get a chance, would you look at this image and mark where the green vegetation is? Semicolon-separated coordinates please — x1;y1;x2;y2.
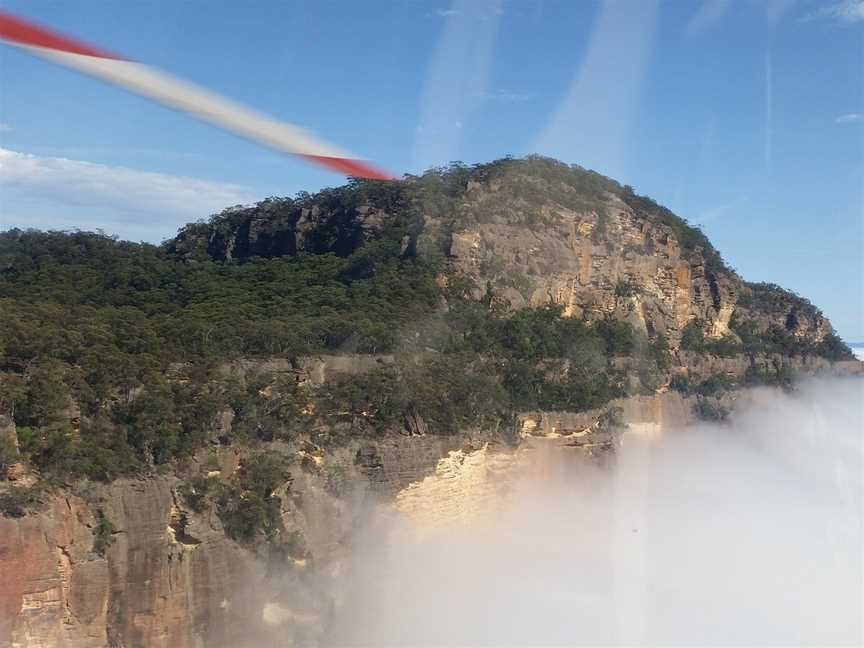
0;156;850;495
0;217;437;481
315;303;662;436
0;485;44;518
620;185;726;274
680;320;742;357
730;315;853;361
0;215;656;482
742;364;795;391
598;406;626;431
178;476;215;514
592;207;609;244
732;282;853;360
670;372;737;397
614;279;638;299
692;399;730;422
672;370;747;425
737;282;819;318
92;509;115;555
0;436;18;472
190;453;292;543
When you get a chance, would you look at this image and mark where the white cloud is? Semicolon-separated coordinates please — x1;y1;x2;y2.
800;0;864;23
685;0;734;37
534;0;659;180
695;194;748;225
331;379;864;645
0;148;256;240
835;112;864;123
0;123;12;133
428;4;503;21
481;89;533;103
413;0;502;170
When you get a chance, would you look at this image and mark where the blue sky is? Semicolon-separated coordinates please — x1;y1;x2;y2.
0;0;862;340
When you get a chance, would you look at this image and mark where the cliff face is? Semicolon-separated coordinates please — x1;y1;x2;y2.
0;392;681;648
422;165;834;348
437;183;737;343
2;156;855;647
168;197;402;263
0;480;276;648
169;157;836;349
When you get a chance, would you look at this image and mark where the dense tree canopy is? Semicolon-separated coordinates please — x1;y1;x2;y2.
0;157;852;496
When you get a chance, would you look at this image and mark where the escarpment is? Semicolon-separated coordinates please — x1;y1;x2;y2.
1;155;859;647
169;156;841;352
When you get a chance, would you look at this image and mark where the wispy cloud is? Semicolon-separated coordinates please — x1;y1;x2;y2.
481;89;533;103
535;0;659;180
0;123;12;133
694;194;748;225
685;0;734;37
763;0;797;25
0;148;256;241
413;0;502;170
764;50;773;172
835;113;864;123
800;0;864;23
428;4;502;20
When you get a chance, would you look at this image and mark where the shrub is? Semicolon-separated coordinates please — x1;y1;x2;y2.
649;334;672;371
0;436;18;471
680;320;706;352
214;453;291;543
693;399;730;422
598;406;626;430
614;279;637;298
92;510;115;555
694;374;736;397
669;374;693;395
743;364;795;391
816;333;854;361
215;486;280;543
681;321;741;357
704;335;743;358
592;208;609;243
0;485;43;518
178;476;216;513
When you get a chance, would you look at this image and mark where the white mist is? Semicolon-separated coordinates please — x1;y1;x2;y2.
328;378;864;646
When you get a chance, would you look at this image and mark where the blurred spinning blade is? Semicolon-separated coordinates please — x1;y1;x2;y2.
0;10;394;180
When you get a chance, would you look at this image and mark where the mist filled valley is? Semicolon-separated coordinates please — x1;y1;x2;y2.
2;0;864;644
1;158;862;647
329;378;863;646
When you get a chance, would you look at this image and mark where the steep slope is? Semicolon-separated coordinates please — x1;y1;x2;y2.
0;155;858;647
169;156;845;354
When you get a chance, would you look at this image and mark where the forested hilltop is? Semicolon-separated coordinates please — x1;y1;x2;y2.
0;155;854;523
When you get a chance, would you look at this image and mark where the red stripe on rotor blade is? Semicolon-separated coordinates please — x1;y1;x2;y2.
303;155;396;180
0;10;123;60
0;11;396;179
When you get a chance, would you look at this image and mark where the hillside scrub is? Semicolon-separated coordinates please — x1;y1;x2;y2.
0;157;853;489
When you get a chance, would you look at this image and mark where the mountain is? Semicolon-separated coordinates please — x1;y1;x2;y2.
169;155;845;354
0;156;859;647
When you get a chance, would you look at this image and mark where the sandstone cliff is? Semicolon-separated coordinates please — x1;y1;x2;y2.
0;390;681;648
0;426;500;647
2;156;858;647
169;157;841;350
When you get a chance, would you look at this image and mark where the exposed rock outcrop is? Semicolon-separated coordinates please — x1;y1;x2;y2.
169;157;840;350
0;426;498;647
3;156;857;647
168;197;402;263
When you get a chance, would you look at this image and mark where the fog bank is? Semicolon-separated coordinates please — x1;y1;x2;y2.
328;378;864;646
